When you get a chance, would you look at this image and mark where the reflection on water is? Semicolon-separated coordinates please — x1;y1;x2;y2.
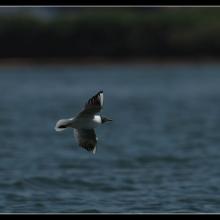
0;64;220;212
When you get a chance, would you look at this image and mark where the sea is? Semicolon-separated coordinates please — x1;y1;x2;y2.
0;63;220;213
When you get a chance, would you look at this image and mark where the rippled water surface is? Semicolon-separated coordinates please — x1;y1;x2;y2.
1;64;220;213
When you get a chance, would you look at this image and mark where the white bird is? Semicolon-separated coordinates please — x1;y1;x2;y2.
55;91;112;154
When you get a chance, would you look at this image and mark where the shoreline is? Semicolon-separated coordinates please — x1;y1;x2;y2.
0;58;220;67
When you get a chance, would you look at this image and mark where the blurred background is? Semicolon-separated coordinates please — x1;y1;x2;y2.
0;7;220;62
1;7;220;213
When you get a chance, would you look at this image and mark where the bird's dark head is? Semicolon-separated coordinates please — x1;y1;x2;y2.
101;116;112;124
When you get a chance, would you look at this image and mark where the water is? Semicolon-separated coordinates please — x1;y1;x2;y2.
0;63;220;213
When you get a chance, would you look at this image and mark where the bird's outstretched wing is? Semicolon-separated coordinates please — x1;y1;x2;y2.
77;91;104;117
74;129;97;154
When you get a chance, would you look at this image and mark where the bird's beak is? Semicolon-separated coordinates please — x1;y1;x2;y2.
106;117;112;122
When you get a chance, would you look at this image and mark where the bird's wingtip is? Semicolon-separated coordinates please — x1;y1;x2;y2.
92;147;97;154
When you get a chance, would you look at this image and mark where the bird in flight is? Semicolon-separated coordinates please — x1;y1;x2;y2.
55;91;112;154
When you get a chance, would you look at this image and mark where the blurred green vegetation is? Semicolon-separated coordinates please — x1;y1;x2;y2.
1;8;220;61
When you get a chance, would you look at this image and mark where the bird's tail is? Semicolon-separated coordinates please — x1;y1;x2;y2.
54;118;72;132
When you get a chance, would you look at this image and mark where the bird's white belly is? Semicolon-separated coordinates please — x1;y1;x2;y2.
70;116;101;129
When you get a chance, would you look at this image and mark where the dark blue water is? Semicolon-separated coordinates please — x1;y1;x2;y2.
1;63;220;213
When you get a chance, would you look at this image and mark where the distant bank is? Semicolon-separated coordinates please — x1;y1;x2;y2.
1;8;220;62
0;57;219;67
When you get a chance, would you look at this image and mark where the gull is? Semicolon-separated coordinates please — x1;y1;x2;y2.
55;91;112;154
